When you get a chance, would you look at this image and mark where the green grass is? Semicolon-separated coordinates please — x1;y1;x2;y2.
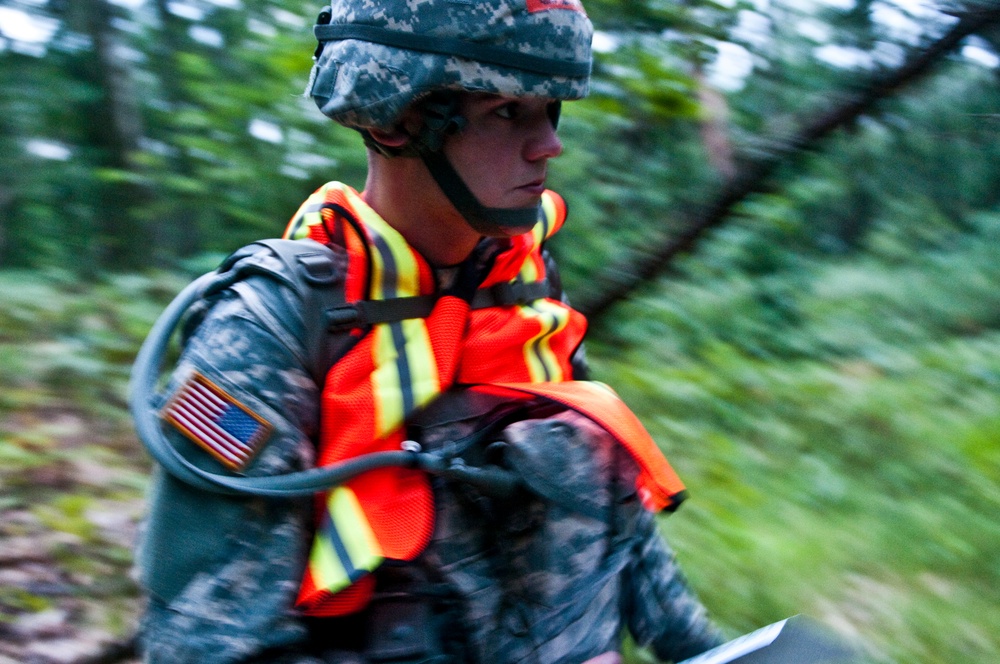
0;269;172;648
588;213;1000;663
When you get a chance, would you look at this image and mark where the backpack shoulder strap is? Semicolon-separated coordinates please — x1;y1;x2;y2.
244;238;359;385
131;238;542;497
130;238;382;496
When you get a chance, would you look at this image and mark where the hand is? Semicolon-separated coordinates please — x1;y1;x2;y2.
582;653;622;664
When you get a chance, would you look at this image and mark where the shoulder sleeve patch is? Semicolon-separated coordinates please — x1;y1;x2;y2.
161;371;273;471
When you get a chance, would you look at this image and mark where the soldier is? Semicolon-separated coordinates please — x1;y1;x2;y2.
133;0;725;662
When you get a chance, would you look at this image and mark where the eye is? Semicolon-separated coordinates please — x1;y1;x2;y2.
494;102;520;120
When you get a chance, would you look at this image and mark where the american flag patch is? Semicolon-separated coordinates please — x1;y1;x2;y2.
162;372;272;471
526;0;586;14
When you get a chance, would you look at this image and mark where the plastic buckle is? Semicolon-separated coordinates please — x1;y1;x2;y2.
325;305;361;330
489;282;519;307
296;252;339;285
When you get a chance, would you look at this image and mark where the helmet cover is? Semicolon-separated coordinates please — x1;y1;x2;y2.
308;0;594;130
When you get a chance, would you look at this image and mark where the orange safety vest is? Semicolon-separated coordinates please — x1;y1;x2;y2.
283;182;686;616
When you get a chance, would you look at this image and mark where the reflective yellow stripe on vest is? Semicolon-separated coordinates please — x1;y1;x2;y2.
285;191;327;241
307;487;384;594
519;296;573;383
287;183;594;616
361;201;442;438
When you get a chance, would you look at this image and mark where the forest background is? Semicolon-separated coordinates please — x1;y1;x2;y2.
1;0;998;663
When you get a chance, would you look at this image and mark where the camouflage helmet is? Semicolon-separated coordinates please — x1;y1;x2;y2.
307;0;594;131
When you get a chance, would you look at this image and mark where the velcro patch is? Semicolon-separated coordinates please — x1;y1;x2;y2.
526;0;586;14
162;371;272;471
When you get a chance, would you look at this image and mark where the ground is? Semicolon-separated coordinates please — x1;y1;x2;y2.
0;408;144;664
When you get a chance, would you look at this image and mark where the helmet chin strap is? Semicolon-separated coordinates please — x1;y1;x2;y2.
419;148;540;236
365;94;563;237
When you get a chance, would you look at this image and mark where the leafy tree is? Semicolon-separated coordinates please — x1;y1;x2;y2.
570;0;1000;320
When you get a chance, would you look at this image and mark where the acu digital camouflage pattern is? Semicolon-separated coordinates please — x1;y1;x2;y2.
309;0;593;130
135;242;723;663
414;401;725;663
135;267;326;663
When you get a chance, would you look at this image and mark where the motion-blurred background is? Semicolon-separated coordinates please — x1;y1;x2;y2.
1;1;998;662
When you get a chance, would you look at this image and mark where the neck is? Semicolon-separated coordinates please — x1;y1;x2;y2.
363;153;482;266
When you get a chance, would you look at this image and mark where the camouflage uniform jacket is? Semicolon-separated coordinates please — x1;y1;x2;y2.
135;240;723;664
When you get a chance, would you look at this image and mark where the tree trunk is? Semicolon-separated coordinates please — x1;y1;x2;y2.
695;67;736;181
148;0;203;261
73;0;152;271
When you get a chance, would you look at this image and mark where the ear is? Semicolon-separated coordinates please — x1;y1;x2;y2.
367;125;411;149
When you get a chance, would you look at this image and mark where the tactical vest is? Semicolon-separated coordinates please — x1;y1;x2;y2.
279;182;687;617
131;182;688;622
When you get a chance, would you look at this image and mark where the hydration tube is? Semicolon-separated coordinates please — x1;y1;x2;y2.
128;268;521;499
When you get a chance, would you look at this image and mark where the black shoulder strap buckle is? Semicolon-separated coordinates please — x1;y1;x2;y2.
325;279;551;332
472;279;550;309
296;250;341;285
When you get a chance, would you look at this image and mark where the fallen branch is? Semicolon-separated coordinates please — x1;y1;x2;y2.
576;3;1000;321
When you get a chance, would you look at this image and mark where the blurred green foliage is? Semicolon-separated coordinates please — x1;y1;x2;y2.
1;0;999;662
0;270;168;643
594;215;1000;663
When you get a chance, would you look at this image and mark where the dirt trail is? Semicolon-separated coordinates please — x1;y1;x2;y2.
0;415;146;664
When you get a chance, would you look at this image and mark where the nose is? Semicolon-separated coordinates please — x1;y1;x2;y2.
524;115;563;162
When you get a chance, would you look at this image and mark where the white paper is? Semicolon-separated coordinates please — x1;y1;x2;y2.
677;618;788;664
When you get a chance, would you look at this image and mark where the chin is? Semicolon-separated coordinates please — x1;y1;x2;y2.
490;224;536;238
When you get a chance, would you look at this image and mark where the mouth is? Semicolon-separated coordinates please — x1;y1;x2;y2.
515;178;547;196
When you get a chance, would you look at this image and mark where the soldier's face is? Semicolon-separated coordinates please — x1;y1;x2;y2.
443;93;563;214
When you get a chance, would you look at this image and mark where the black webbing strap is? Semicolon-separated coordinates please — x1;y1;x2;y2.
129;243;525;498
471;280;551;309
326;279;552;331
419;148;541;233
314;23;591;79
